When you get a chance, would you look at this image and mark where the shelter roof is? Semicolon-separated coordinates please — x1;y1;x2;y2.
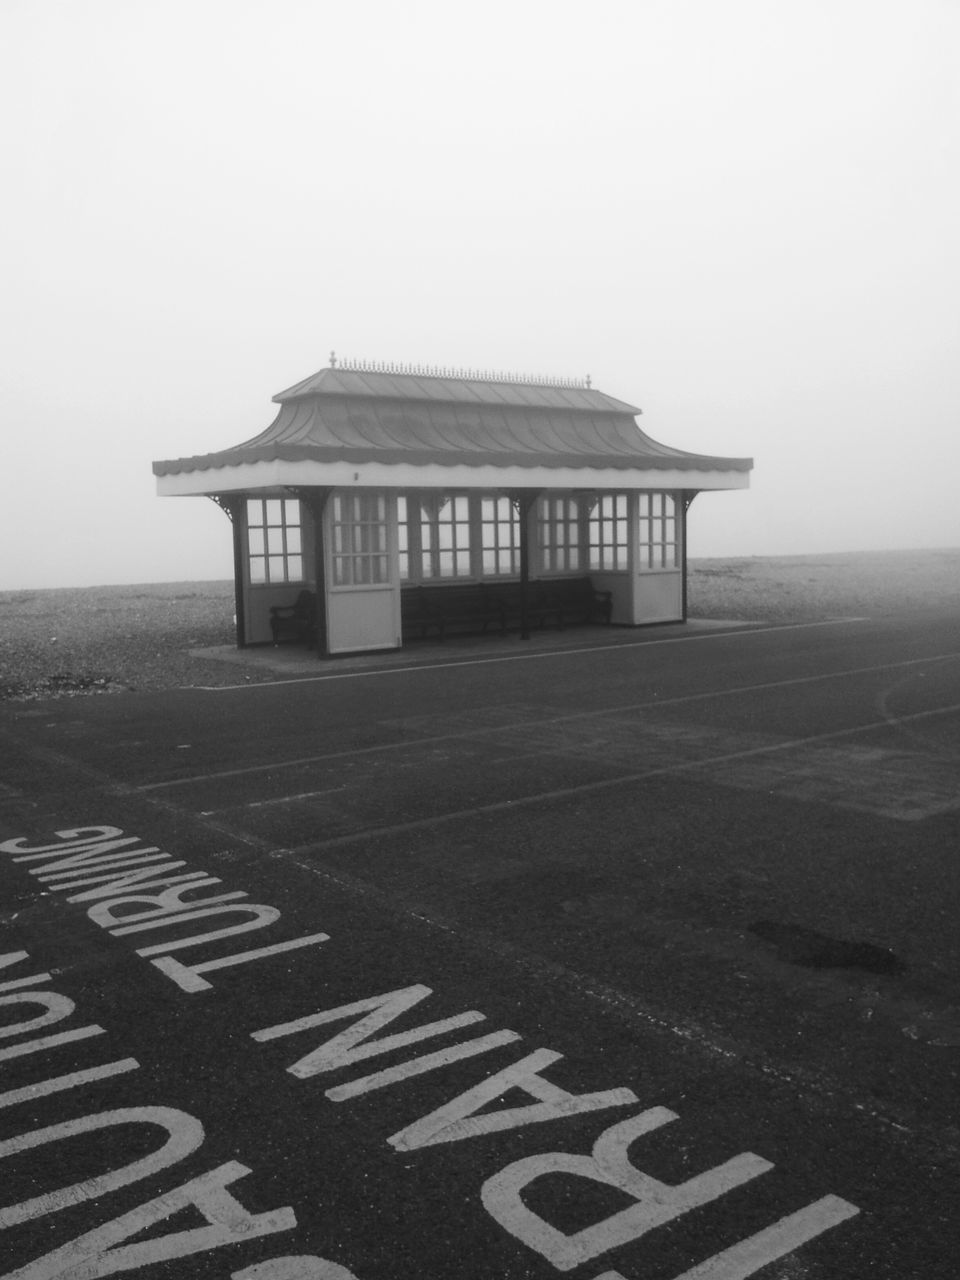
271;366;642;413
153;364;752;479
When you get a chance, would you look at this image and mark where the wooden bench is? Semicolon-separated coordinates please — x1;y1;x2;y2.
401;584;506;640
532;577;613;627
401;577;612;640
270;589;317;646
488;581;563;630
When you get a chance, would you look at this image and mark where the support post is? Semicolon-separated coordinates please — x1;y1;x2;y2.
681;491;697;623
209;495;246;648
296;488;332;658
511;490;540;641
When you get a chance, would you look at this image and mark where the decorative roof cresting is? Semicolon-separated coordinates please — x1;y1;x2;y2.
328;350;591;389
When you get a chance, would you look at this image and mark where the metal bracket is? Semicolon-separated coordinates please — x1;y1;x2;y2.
208;494;243;523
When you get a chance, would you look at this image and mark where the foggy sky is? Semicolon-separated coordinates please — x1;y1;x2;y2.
3;0;958;590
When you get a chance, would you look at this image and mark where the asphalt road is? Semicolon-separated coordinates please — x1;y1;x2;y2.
1;609;959;1279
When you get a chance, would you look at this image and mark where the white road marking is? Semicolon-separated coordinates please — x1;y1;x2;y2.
150;931;330;993
664;1194;860;1279
233;1261;360;1280
0;1057;139;1109
326;1029;523;1101
106;892;250;933
0;956;52;993
0;827;126;855
6;1160;296;1280
482;1109;774;1272
200;786;346;816
0;1024;105;1062
0;1106;204;1227
0;974;53;993
0;991;78;1039
137;646;960;792
253;984;488;1078
132;903;281;955
389;1047;638;1150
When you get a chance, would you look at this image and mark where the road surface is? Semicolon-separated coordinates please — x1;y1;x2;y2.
1;609;958;1278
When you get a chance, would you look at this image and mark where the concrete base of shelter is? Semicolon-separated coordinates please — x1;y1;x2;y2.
189;618;761;678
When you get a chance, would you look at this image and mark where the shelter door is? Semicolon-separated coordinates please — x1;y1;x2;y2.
325;492;401;653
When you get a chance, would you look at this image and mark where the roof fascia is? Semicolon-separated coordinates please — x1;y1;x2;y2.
156;457;750;497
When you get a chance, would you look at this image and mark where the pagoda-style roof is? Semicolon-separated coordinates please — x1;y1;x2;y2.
153;362;752;493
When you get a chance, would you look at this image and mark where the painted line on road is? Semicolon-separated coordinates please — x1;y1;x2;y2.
136;647;960;793
190;617;869;692
199;786;346;816
280;698;960;853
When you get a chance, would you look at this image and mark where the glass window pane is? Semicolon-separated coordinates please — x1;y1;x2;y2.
286;526;302;554
287;555;303;581
247;499;264;526
268;555;284;580
250;557;266;583
267;526;285;555
248;528;264;556
284;499;300;525
265;499;282;525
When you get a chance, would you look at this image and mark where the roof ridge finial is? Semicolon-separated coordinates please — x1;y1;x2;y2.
329;356;592;389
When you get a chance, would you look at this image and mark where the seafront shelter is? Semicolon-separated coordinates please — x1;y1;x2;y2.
152;358;752;656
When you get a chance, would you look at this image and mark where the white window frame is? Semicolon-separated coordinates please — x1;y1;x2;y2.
330;492;390;587
587;493;629;572
638;492;679;571
247;497;304;585
479;495;521;578
537;495;581;574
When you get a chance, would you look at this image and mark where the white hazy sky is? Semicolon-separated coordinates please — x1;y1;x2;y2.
2;0;958;589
